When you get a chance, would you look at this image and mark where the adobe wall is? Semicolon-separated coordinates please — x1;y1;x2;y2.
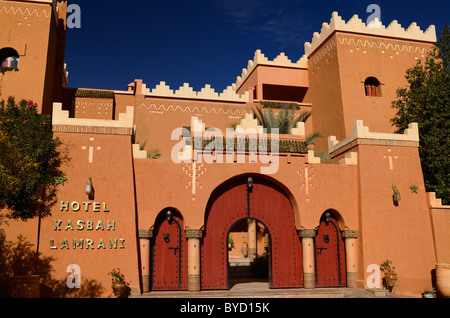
0;0;64;114
335;32;434;138
355;142;436;295
307;33;346;152
1;103;141;297
427;193;450;264
133;151;359;235
1;131;141;297
328;119;437;295
133;98;251;160
236;64;309;102
305;12;436;153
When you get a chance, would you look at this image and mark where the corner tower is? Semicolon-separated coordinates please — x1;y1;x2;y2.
305;12;436;151
0;0;68;114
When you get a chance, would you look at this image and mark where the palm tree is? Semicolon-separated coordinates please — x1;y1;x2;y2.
252;103;330;162
252;104;311;135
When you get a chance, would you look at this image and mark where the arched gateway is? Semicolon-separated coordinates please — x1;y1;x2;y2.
201;175;303;289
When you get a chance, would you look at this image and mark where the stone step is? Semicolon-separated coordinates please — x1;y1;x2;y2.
366;288;390;297
228;258;254;267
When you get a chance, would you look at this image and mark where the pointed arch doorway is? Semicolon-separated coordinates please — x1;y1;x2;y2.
314;211;347;287
201;175;303;290
150;209;188;291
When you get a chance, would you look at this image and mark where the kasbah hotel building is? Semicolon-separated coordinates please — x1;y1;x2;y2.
1;0;449;298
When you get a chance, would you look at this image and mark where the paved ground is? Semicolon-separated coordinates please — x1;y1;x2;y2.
132;279;417;298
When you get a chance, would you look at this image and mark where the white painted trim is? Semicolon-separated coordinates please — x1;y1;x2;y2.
305;12;436;57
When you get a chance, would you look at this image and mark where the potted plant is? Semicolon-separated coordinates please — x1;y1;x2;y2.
228;236;234;249
422;288;437;298
108;268;127;297
380;260;397;292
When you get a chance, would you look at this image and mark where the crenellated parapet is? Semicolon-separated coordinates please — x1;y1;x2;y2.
233;49;307;91
129;81;249;103
328;120;419;157
52;102;134;135
305;11;436;57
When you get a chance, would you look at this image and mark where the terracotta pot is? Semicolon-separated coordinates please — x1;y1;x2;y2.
383;273;398;292
111;281;127;297
436;263;450;297
10;275;40;298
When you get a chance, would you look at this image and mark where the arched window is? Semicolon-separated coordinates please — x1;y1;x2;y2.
0;48;19;69
364;77;381;97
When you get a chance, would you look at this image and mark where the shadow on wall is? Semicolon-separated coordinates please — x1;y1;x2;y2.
0;231;104;298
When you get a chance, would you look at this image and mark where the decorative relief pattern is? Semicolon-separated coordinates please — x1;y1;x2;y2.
137;103;248;117
309;38;337;66
138;229;153;239
75;101;113;116
52;125;133;135
303;273;316;289
141;274;150;293
346;272;357;288
338;36;432;55
305;11;436;57
183;162;206;198
0;5;51;18
297;167;316;200
185;229;203;238
187;274;201;291
341;230;358;238
299;229;317;238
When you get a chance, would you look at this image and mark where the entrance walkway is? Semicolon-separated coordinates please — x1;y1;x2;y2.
132;279;417;298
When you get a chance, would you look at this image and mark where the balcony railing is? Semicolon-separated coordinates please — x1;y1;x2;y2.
192;135;308;154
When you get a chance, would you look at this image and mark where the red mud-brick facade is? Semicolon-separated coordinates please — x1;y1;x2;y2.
1;1;450;297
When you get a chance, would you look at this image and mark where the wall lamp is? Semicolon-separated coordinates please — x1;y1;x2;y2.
247;177;253;192
85;175;94;198
324;212;331;223
165;210;173;221
391;184;401;206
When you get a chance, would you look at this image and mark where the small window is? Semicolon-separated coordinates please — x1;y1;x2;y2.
0;48;19;69
364;77;381;97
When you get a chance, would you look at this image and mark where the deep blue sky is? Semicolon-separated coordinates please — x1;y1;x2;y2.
65;0;449;92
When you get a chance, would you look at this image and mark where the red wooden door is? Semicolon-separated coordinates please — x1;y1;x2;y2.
151;212;187;290
201;181;247;289
314;218;346;287
249;179;303;288
201;176;303;289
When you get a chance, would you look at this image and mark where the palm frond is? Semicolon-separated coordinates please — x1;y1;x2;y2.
138;139;147;151
147;148;161;159
305;131;323;146
314;151;331;162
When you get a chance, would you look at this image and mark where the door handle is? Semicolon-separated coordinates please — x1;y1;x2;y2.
316;247;327;255
168;247;179;255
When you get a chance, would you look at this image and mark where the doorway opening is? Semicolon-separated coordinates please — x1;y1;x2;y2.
227;218;271;288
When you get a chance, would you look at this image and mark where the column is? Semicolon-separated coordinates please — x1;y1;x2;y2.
342;230;358;288
248;219;257;258
138;229;152;293
186;229;202;292
299;229;316;289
